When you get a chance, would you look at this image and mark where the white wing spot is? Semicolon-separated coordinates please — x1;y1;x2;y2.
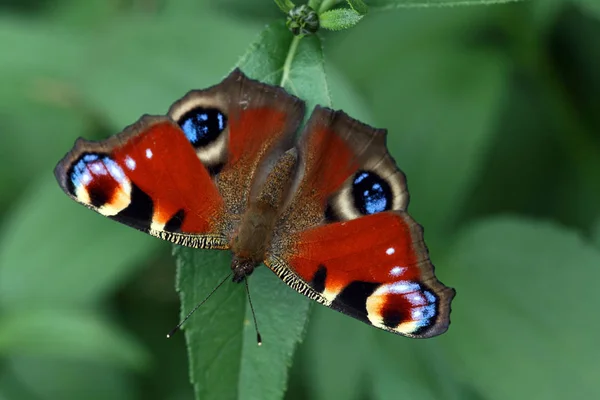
146;148;153;159
386;247;395;255
125;156;136;170
407;292;426;306
90;163;107;175
81;171;92;185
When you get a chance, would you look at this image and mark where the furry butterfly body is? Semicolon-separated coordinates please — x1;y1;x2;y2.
55;69;455;338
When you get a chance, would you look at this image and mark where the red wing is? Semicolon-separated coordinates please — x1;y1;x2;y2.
275;106;409;236
266;106;454;338
55;70;305;248
168;69;305;216
267;211;454;338
54;116;228;248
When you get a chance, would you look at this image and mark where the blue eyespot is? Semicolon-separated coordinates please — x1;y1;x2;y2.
413;290;438;329
70;154;127;191
351;170;392;215
177;107;227;147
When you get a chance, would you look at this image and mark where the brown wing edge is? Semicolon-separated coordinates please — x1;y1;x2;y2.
400;211;455;338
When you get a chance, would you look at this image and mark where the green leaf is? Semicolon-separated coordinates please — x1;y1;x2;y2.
441;217;600;399
174;248;245;400
176;21;327;400
0;18;89;212
0;309;149;369
303;306;370;400
274;0;295;13
175;250;312;400
76;12;260;128
303;295;461;400
0;176;159;308
347;0;369;14
574;0;600;19
238;268;311;399
1;357;136;400
593;219;600;247
367;0;525;9
238;22;331;110
370;333;461;400
320;9;364;31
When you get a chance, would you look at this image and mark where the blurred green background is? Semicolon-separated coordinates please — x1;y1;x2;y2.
1;0;600;399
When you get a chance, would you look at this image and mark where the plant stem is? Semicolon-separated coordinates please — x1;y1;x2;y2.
280;35;302;88
308;0;322;9
318;0;341;13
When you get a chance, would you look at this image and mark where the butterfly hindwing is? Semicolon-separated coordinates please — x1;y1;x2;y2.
269;211;453;338
267;107;455;338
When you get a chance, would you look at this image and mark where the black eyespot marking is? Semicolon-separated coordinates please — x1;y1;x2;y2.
332;281;379;324
164;209;185;232
311;265;327;293
382;309;408;329
113;184;154;232
351;170;393;215
206;162;225;176
88;188;109;208
178;107;227;148
324;203;339;223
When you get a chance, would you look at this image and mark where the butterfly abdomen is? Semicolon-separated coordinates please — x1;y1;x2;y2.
230;149;298;281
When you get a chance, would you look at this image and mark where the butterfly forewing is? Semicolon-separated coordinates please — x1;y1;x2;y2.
55;70;305;249
54;116;229;248
168;69;305;218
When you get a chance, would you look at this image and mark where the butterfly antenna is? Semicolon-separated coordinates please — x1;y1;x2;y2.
167;272;232;338
245;278;262;346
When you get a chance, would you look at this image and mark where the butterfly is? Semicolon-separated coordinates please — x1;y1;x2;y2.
54;69;455;338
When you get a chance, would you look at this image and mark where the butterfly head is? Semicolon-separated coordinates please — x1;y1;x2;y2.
231;256;258;283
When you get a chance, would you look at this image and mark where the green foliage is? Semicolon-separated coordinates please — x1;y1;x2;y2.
274;0;297;13
367;0;525;9
573;0;600;18
347;0;369;14
1;0;600;400
0;309;148;369
0;177;157;308
320;9;364;31
442;217;600;399
175;245;311;400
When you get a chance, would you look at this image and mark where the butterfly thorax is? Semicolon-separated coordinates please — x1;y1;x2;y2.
230;149;298;283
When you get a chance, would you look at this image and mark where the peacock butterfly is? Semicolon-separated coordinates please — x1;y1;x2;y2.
54;69;455;338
